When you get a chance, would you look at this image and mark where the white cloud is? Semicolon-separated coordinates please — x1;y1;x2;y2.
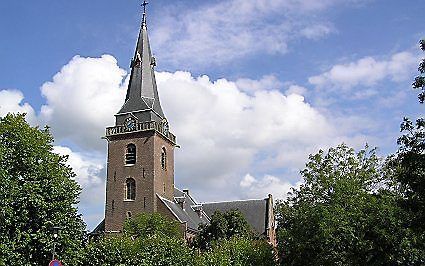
285;85;308;96
0;89;37;125
300;24;334;40
40;55;127;150
239;173;301;200
236;75;282;93
156;71;334;195
150;0;359;66
309;51;418;91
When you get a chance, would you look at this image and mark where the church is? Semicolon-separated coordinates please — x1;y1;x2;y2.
93;2;276;246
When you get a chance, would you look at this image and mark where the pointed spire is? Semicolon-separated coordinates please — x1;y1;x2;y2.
118;1;165;121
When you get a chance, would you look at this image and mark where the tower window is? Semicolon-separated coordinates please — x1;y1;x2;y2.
125;178;136;200
126;144;136;165
112;200;115;211
127;211;132;218
161;147;167;170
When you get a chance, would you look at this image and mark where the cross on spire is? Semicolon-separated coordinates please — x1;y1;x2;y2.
142;0;148;13
141;0;148;27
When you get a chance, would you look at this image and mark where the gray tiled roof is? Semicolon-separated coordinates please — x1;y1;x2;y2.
202;199;267;234
157;188;210;231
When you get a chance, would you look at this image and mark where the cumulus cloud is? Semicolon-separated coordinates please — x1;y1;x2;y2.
150;0;361;66
309;51;418;91
0;89;37;125
156;71;334;196
0;55;378;226
40;55;127;150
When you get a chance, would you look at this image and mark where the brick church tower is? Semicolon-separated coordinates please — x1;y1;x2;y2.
103;2;177;233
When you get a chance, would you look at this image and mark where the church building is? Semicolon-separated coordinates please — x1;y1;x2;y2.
93;2;276;246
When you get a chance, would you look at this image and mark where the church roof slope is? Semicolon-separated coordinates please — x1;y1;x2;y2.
202;199;267;234
157;188;209;232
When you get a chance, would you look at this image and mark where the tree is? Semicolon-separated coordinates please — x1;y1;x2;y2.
413;39;425;103
124;212;182;239
392;118;425;226
80;213;194;266
200;237;277;266
276;144;419;265
0;114;86;266
196;209;252;250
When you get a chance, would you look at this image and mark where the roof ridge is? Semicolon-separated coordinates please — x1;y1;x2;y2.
202;198;266;204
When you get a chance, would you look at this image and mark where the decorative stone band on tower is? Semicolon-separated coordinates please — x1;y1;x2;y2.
106;121;176;144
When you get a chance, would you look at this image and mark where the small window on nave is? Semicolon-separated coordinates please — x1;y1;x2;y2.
126;144;136;165
125;178;136;200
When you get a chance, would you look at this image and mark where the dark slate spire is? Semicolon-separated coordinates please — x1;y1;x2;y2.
117;1;165;121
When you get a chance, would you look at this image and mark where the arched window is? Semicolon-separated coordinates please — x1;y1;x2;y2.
126;178;136;200
161;147;167;170
126;144;136;165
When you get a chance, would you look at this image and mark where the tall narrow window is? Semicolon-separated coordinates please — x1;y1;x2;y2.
126;144;136;165
161;147;167;170
126;178;136;200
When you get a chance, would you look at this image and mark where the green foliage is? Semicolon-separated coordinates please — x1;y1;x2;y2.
0;114;86;266
124;212;182;239
81;235;194;266
196;209;252;250
80;213;193;266
200;237;277;266
81;212;276;266
386;117;425;257
413;39;425;103
276;144;421;265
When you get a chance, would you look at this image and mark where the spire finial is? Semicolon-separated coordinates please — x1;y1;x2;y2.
141;0;148;28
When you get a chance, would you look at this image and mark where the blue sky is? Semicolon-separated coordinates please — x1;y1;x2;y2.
0;0;423;230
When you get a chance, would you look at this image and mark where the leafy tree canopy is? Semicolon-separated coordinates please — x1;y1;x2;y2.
81;213;194;266
0;113;86;266
124;212;182;239
196;209;252;250
276;144;422;265
199;237;277;266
